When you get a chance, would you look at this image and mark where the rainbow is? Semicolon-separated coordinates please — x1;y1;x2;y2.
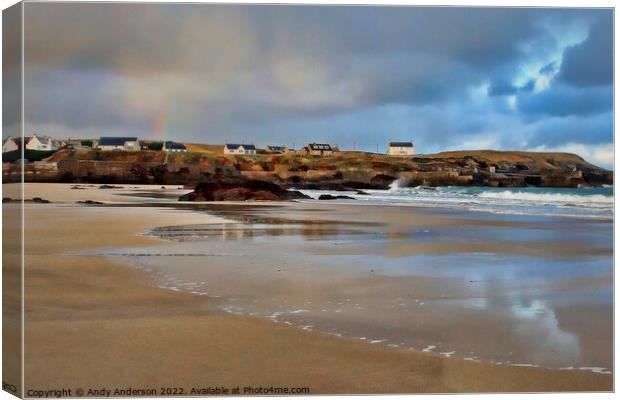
152;110;168;142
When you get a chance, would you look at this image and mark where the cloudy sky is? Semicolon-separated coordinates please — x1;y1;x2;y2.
14;3;614;168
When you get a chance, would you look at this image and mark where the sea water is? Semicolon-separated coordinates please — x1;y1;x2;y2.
299;185;613;219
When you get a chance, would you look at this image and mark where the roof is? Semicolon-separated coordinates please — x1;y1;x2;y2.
99;137;138;146
163;141;187;150
225;144;256;150
389;141;413;147
268;145;286;151
28;135;51;144
308;143;332;150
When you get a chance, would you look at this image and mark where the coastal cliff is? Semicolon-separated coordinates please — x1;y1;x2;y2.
3;148;612;189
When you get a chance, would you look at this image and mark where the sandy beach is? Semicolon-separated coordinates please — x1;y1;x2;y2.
9;183;612;394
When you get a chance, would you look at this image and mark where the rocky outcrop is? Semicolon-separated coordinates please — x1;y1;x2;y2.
318;194;356;200
3;197;51;203
178;178;311;201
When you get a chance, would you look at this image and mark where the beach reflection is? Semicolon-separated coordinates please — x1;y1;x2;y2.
102;202;612;372
510;300;580;366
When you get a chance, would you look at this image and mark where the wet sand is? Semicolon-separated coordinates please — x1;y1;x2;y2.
12;183;613;393
121;202;612;371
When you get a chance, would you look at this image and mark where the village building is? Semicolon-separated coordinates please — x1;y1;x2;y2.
67;138;81;148
267;145;287;154
97;137;141;151
224;144;257;155
2;137;19;153
162;141;188;152
67;138;94;150
25;134;57;151
303;143;335;156
387;141;415;156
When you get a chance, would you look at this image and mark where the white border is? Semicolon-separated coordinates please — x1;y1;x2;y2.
0;1;616;400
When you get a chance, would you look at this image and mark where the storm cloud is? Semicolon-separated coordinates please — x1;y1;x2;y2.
15;3;614;168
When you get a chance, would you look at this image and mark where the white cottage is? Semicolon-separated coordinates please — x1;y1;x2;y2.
25;134;56;151
97;137;141;151
224;144;257;155
387;141;415;156
162;141;188;152
2;137;19;153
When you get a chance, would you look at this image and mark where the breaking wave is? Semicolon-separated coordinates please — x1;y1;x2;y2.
300;185;613;219
476;190;613;207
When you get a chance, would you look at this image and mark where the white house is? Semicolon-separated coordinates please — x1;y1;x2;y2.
52;139;65;149
2;137;19;153
25;134;56;151
97;137;141;151
224;144;256;155
162;141;188;152
387;141;415;156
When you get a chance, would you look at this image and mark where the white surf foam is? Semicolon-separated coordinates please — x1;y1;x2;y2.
477;191;613;206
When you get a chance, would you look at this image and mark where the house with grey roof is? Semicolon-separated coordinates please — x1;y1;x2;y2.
97;137;140;151
387;141;415;156
224;144;256;155
25;134;57;151
162;141;187;152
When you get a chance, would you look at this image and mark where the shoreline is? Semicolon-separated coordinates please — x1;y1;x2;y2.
12;183;613;393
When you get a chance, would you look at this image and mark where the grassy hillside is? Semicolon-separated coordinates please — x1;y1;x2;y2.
44;148;609;173
423;150;599;170
185;143;224;154
13;147;611;187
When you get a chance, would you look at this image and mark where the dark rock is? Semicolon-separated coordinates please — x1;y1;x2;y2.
318;194;355;200
356;190;370;195
98;184;123;189
582;169;614;186
179;177;311;202
178;191;197;201
370;174;397;185
77;200;104;205
9;197;53;203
